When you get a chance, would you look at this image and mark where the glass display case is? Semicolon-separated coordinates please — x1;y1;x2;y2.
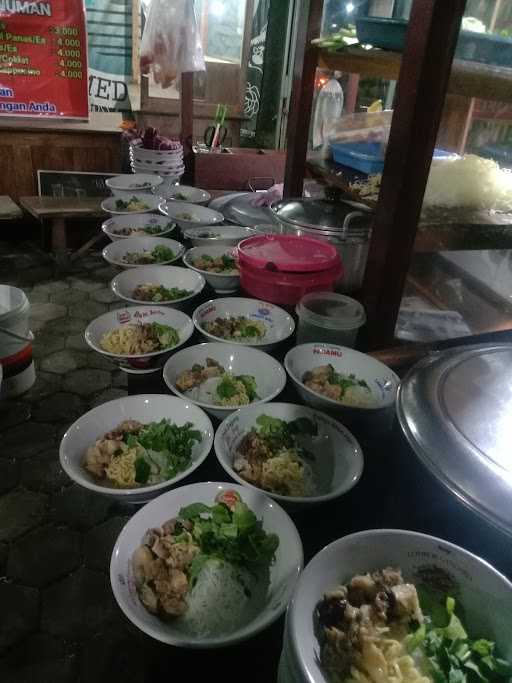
284;0;512;351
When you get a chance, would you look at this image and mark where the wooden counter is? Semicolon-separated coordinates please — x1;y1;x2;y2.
0;114;122;201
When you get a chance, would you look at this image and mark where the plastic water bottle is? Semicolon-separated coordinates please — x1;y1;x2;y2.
312;76;344;150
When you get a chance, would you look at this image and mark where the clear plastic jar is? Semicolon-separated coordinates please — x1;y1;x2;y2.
295;292;366;347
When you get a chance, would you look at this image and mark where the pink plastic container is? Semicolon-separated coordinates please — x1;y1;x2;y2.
237;234;343;306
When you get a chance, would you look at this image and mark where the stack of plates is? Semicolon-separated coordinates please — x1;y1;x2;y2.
129;142;184;183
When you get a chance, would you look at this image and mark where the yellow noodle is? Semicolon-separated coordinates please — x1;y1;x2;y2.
347;637;431;683
100;325;158;355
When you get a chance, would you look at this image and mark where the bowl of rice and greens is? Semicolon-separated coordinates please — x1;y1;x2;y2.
285;343;399;422
59;395;214;504
215;402;364;507
101;194;164;215
183;245;240;294
102;236;185;269
111;266;205;310
193;297;295;352
184;225;256;247
163;342;287;419
102;215;176;242
85;306;194;373
110;481;303;646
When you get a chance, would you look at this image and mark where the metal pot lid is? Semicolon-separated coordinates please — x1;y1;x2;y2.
271;198;372;236
222;193;278;227
397;343;512;537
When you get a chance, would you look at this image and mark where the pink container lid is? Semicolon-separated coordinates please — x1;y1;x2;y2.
237;234;340;274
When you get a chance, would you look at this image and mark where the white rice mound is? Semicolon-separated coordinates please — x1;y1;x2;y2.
178;559;265;636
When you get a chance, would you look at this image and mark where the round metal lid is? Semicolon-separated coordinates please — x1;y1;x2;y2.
397;343;512;537
222;193;278;227
271;198;372;234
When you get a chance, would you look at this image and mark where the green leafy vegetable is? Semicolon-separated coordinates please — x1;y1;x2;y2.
327;365;370;393
151;322;179;349
221;254;236;270
127;419;201;479
180;502;211;519
253;414;317;461
240;322;260;337
256;414;317;440
151;245;175;262
134;457;151;484
237;374;259;401
148;285;192;302
177;494;279;585
216;374;239;399
256;415;289;437
408;595;512;683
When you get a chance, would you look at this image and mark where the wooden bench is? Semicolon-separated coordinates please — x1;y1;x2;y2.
0;195;22;221
19;196;105;267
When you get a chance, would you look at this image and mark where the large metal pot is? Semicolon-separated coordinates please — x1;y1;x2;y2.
269;198;373;293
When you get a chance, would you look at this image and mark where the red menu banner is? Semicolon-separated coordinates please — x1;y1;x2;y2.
0;0;88;119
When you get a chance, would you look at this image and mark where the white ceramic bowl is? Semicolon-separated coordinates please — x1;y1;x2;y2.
284;343;399;417
132;160;184;173
183;246;240;294
193;297;295;352
101;194;164;216
102;215;176;242
110;481;303;646
287;529;512;683
106;174;163;197
102;236;185;269
214;402;363;506
127;166;182;184
157;185;211;205
111;265;205;309
59;395;213;504
184;225;256;247
130;142;183;158
162;342;287;420
131;166;184;181
85;306;193;372
161;201;224;231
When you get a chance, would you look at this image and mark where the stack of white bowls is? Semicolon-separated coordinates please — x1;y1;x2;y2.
130;142;184;188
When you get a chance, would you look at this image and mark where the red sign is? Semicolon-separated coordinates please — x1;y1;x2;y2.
0;0;88;119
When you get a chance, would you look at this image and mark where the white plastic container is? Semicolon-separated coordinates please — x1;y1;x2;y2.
295;291;366;347
0;285;35;397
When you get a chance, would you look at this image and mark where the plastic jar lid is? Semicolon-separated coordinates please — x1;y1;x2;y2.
238;234;340;273
296;291;366;331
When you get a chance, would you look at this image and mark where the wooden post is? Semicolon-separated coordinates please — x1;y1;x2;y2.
361;0;467;349
344;74;360;115
283;0;324;198
131;0;141;86
181;72;195;181
238;0;255;115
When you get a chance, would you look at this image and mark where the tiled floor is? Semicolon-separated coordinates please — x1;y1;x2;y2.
0;242;150;682
0;242;283;682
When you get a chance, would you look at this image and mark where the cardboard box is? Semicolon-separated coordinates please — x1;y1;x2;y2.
194;148;286;191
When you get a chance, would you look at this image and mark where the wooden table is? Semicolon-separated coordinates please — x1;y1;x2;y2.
120;278;512;680
0;195;22;221
19;196;105;266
